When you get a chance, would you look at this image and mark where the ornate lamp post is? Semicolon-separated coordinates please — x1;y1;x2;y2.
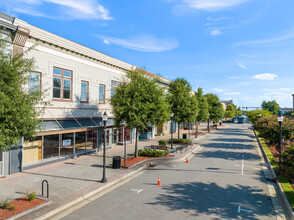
171;113;174;149
207;113;210;133
259;113;262;118
278;113;283;175
195;114;198;138
101;111;108;183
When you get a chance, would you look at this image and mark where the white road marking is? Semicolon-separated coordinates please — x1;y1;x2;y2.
131;189;143;194
241;159;244;175
238;206;253;213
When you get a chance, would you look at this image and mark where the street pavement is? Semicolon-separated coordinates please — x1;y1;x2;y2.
62;124;280;220
0;125;206;220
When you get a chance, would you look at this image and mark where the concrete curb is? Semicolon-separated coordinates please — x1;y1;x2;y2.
253;129;294;220
35;167;145;220
7;199;51;220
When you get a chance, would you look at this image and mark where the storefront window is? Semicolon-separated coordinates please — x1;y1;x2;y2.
113;129;118;144
23;136;43;164
44;135;59;159
87;130;97;150
61;133;74;156
76;132;86;153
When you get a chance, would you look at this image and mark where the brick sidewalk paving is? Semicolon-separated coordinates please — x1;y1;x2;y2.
0;124;213;220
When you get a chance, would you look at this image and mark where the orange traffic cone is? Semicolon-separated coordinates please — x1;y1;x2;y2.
157;177;162;186
186;157;189;163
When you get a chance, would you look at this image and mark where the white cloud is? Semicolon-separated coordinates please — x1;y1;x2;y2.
224;92;241;95
252;73;277;80
236;31;294;46
103;40;110;45
181;0;251;11
3;0;113;20
237;62;246;69
262;88;293;92
96;34;179;52
213;88;224;92
206;16;229;21
211;29;221;36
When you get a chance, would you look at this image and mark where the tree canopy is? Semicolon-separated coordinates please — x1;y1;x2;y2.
110;68;170;157
168;78;193;138
261;100;280;115
0;35;45;151
246;109;272;124
205;93;224;124
195;88;209;122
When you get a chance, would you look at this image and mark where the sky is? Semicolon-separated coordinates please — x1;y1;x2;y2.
1;0;294;108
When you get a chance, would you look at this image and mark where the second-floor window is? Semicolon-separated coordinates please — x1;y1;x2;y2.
29;72;41;95
111;80;120;96
81;81;89;102
99;84;105;103
53;67;72;100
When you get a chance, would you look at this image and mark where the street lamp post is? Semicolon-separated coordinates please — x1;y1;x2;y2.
278;113;283;175
207;113;210;133
259;113;262;119
195;114;198;138
171;113;174;149
101;111;108;183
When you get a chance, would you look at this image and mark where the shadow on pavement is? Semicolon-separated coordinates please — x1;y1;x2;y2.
147;181;274;219
197;150;260;161
201;143;255;150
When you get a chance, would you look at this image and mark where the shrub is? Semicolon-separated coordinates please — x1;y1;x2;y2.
158;140;167;146
0;200;12;209
168;138;191;144
26;192;37;201
9;204;16;210
138;148;170;157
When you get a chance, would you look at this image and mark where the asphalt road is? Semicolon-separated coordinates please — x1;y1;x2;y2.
62;123;277;220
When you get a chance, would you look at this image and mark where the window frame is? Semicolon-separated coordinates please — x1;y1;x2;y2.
28;71;41;96
52;67;73;101
99;84;106;104
81;80;89;103
111;80;119;96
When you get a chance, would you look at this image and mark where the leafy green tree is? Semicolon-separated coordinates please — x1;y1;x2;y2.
237;108;243;116
195;88;209;123
110;68;170;157
246;109;272;124
0;35;46;151
168;78;193;138
205;93;224;125
224;110;234;119
261;100;280;115
226;104;236;116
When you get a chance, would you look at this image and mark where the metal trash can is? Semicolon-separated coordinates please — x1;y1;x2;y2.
183;134;187;139
112;156;121;169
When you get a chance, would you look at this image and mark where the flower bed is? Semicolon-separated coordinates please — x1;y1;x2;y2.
0;196;46;220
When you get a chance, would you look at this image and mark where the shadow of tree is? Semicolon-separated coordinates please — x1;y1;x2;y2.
197;150;260;161
210;138;255;143
147;182;274;219
201;143;255;150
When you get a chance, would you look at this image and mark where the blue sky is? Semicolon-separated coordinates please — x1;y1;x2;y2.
1;0;294;108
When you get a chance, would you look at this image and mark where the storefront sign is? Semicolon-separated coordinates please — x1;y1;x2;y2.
63;139;71;146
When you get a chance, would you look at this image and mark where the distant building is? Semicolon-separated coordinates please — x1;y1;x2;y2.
220;100;233;110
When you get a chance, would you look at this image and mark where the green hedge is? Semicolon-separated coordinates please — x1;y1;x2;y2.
168;138;191;144
138;148;170;157
158;140;167;146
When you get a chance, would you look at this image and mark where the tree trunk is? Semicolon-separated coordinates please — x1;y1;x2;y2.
178;122;180;139
134;128;138;157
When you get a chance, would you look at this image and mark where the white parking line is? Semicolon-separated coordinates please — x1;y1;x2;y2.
238;206;253;213
131;189;143;194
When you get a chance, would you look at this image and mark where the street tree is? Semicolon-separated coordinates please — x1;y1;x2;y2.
261;100;280;115
246;109;272;124
205;93;224;125
110;68;170;157
168;78;193;138
224;110;234;120
226;104;237;116
195;88;209;123
0;35;46;151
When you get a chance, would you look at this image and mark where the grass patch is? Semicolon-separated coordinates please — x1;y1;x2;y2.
277;176;294;211
255;130;294;212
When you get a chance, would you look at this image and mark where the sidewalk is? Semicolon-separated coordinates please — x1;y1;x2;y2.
0;124;215;220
